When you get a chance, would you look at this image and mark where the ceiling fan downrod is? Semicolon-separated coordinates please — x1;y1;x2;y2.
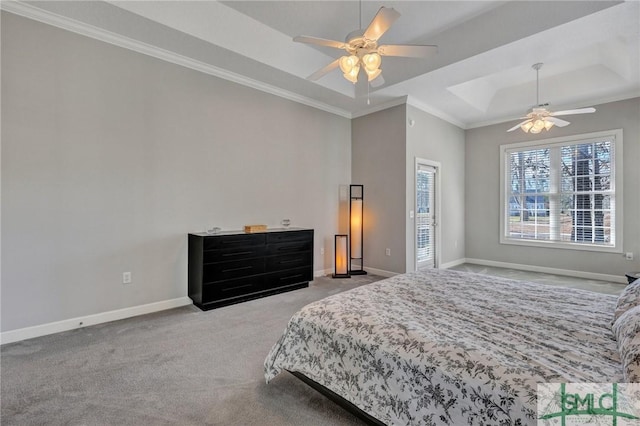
533;62;543;107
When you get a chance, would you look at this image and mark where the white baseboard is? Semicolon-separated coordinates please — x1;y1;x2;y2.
0;297;192;345
464;258;627;284
314;268;332;278
439;258;467;269
315;267;397;278
362;267;398;278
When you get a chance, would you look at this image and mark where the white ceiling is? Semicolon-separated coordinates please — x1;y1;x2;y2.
8;1;640;128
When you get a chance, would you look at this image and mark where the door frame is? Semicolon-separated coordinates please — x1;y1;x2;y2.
414;157;441;271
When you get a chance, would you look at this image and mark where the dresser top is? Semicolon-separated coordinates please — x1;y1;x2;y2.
190;227;312;237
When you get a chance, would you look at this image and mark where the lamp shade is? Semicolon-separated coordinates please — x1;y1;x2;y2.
350;199;363;258
365;67;382;82
362;52;381;71
349;185;367;275
530;119;545;133
332;234;350;278
339;55;359;74
343;64;360;83
521;121;534;132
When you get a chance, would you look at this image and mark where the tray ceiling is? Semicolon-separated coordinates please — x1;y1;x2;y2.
5;1;639;128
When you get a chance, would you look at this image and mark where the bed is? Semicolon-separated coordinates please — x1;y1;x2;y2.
264;269;637;425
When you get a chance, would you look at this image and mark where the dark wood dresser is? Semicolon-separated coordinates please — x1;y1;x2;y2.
188;228;314;310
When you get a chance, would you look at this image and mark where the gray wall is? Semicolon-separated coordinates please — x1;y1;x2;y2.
352;105;407;274
1;13;351;332
352;104;466;274
406;105;466;271
4;10;636;336
465;97;640;277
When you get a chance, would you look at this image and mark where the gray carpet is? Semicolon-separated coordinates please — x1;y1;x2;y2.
1;275;379;426
1;266;624;425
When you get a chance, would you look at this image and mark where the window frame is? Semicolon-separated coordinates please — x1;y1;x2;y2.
499;129;623;253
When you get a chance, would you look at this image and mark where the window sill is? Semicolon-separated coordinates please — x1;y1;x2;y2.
499;237;622;254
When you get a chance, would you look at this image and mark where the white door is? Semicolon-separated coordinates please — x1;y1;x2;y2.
416;162;437;269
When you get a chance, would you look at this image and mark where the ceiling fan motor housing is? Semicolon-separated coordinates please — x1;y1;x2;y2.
531;107;550;116
345;30;377;56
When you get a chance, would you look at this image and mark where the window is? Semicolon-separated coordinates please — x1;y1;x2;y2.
500;129;622;252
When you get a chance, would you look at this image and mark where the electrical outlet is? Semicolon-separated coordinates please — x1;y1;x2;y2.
625;252;634;260
320;247;325;255
122;272;132;284
385;248;391;256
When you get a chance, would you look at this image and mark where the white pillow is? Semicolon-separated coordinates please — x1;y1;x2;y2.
613;279;640;325
612;305;640;383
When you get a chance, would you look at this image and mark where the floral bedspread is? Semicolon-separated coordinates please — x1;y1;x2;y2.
264;269;623;425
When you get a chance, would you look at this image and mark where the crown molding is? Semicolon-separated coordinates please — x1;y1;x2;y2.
351;96;408;119
0;1;352;119
406;95;467;129
351;95;470;129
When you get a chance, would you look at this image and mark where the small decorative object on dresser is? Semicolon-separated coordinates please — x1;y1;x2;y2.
205;226;221;235
188;228;314;310
243;224;267;233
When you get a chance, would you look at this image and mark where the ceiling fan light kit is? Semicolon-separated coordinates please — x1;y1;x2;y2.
339;55;361;83
294;6;437;85
522;107;556;134
508;63;596;134
362;52;382;81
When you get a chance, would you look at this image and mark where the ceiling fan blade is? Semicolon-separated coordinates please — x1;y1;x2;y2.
293;35;346;50
378;44;437;58
550;107;596;116
363;7;401;41
307;59;340;81
545;116;571;127
507;119;532;132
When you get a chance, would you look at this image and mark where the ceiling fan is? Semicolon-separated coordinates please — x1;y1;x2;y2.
293;5;437;85
507;63;596;134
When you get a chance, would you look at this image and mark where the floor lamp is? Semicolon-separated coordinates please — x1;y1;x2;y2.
349;185;367;275
332;234;350;278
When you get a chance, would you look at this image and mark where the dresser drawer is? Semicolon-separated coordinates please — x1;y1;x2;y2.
267;240;312;255
203;275;266;302
267;252;312;272
266;231;312;244
204;245;266;263
203;258;265;283
204;234;265;250
266;267;312;289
